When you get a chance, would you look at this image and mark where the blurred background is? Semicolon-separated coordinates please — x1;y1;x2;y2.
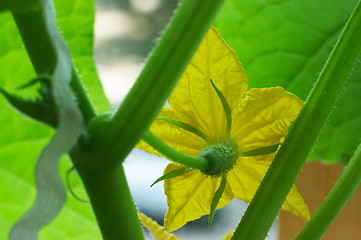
93;0;277;239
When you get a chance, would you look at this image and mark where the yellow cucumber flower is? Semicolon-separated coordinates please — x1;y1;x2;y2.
138;26;310;232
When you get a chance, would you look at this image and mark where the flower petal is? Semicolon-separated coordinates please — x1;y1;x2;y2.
228;157;270;202
232;87;303;152
228;156;310;220
282;185;311;221
138;212;182;240
222;231;234;240
167;26;248;140
164;163;234;232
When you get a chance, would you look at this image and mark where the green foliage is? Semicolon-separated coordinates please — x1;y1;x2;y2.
0;11;53;238
214;0;361;163
0;0;107;238
53;0;110;113
0;153;101;239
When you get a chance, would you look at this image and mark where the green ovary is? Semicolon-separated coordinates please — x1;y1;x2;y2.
199;138;239;177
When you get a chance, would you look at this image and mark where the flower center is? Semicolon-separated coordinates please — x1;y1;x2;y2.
199;138;239;177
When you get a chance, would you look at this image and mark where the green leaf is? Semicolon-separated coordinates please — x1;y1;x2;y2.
0;0;105;238
214;0;361;163
0;14;54;240
0;85;58;127
53;0;110;113
0;143;101;240
9;0;84;237
0;0;109;113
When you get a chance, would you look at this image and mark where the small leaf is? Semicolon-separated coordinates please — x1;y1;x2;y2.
209;174;227;227
0;88;57;127
151;167;189;187
17;78;41;90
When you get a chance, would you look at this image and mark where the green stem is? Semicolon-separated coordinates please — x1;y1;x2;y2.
12;10;96;124
296;143;361;240
142;131;208;171
73;157;144;240
12;10;56;74
94;0;226;167
231;1;361;239
70;71;96;124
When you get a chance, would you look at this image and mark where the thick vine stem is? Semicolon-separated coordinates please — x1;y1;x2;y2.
231;0;361;239
93;0;226;168
72;153;145;240
296;143;361;239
